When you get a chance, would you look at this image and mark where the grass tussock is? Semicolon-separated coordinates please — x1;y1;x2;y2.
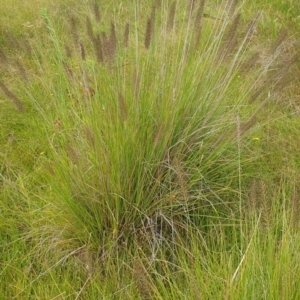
1;0;300;298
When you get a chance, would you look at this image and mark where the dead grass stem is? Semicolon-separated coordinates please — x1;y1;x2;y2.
0;81;24;112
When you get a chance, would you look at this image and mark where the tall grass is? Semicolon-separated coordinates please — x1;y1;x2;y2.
1;0;300;298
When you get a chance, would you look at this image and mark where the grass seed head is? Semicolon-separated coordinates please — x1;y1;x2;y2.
93;33;104;62
15;59;28;81
80;42;86;60
123;23;130;48
219;13;241;60
118;93;127;121
226;0;239;18
193;0;206;50
144;6;156;49
86;16;94;41
93;1;101;23
102;22;117;62
167;1;177;32
70;16;80;46
64;44;72;58
291;187;300;230
0;81;24;112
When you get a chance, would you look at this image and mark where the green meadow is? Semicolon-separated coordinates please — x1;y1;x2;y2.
1;0;300;299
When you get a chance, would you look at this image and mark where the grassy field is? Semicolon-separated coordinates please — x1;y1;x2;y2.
1;0;300;299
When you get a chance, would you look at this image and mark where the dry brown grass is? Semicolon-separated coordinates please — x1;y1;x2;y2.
144;6;156;49
167;1;177;32
93;0;101;23
80;42;86;60
85;16;94;42
102;22;117;62
123;23;130;48
14;59;28;81
118;93;127;121
92;33;104;63
173;157;189;202
219;14;241;60
248;179;259;213
0;81;24;112
193;0;205;50
248;179;272;229
291;186;300;230
260;181;272;229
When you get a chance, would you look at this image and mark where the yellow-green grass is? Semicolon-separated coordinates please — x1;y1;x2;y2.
1;0;300;299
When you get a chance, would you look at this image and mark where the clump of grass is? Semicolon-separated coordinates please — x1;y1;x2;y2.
18;0;298;256
2;4;300;299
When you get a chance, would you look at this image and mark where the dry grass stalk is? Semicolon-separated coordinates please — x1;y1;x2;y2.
194;0;205;30
243;14;259;44
118;93;127;121
248;83;266;104
193;0;206;50
187;0;197;22
219;14;240;59
226;0;238;18
153;124;164;147
66;143;79;165
0;49;8;66
64;44;72;58
123;23;130;48
0;81;24;112
236;114;241;142
248;179;259;213
93;1;101;23
144;6;156;49
15;59;28;81
213;114;257;149
103;22;117;61
240;52;260;74
4;31;21;53
84;125;95;148
271;29;288;54
62;61;74;79
145;18;154;49
20;38;33;57
110;22;117;53
167;1;177;32
132;259;153;300
291;187;300;230
132;69;141;98
154;0;162;8
249;51;299;103
240;116;257;136
70;16;80;46
190;276;202;300
173;157;189;201
260;181;271;229
92;33;104;62
272;53;299;86
188;0;196;15
209;129;231;150
86;16;94;41
80;42;86;60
